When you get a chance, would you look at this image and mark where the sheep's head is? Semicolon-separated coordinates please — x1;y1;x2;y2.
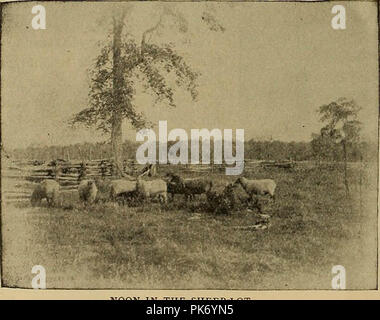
94;177;103;186
163;173;173;182
88;180;97;190
165;173;182;184
234;177;242;186
224;183;234;191
172;175;183;184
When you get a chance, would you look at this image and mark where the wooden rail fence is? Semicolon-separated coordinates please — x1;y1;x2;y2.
2;158;296;202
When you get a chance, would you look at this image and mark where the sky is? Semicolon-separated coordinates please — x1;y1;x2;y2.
2;1;378;149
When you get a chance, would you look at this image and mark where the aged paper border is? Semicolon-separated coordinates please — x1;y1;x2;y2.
0;0;378;300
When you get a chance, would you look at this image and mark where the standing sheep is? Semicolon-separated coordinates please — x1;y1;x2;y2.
166;174;213;201
78;180;98;204
93;178;113;203
109;179;137;201
166;174;185;200
136;177;167;203
234;177;276;200
31;179;60;207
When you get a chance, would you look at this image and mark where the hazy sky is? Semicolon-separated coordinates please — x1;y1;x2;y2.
2;1;378;149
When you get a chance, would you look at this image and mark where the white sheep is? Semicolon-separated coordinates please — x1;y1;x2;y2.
136;177;167;203
78;180;98;203
31;179;60;207
110;179;137;200
234;177;276;200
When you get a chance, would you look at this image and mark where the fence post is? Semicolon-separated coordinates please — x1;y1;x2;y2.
79;162;86;181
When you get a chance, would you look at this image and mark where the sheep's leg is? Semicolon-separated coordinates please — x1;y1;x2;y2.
31;194;40;207
158;193;166;204
118;196;123;205
32;198;41;207
45;194;53;206
162;192;168;204
51;193;58;207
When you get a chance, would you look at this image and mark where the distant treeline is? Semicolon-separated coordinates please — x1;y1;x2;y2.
7;139;376;162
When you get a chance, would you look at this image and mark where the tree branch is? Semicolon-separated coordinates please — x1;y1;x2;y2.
141;15;164;53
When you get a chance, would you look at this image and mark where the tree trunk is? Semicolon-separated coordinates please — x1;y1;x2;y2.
111;112;124;176
342;140;349;197
359;154;363;213
112;13;127;177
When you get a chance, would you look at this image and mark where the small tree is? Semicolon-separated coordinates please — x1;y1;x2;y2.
311;131;340;163
314;97;361;196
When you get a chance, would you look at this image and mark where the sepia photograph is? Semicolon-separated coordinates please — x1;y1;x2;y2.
0;1;378;292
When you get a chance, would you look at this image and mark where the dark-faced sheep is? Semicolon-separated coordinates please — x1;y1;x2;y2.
78;180;98;204
31;179;60;207
234;177;276;200
206;182;251;214
166;174;185;199
166;174;213;201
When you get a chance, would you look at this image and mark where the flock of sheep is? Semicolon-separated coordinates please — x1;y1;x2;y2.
30;172;277;214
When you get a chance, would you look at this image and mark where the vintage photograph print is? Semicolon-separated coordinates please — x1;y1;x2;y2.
1;1;378;290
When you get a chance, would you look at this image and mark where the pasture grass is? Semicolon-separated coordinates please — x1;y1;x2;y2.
1;164;377;289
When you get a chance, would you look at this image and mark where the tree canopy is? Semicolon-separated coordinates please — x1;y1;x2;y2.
312;97;362;161
71;32;199;133
70;6;225;175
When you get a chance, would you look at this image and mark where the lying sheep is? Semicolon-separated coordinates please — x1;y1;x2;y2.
78;180;98;204
31;179;60;207
136;177;167;203
166;174;213;201
234;177;276;200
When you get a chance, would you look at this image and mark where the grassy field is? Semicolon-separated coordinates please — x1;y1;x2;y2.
1;163;377;289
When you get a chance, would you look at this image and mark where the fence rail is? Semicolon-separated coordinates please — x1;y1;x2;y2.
2;158;298;201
